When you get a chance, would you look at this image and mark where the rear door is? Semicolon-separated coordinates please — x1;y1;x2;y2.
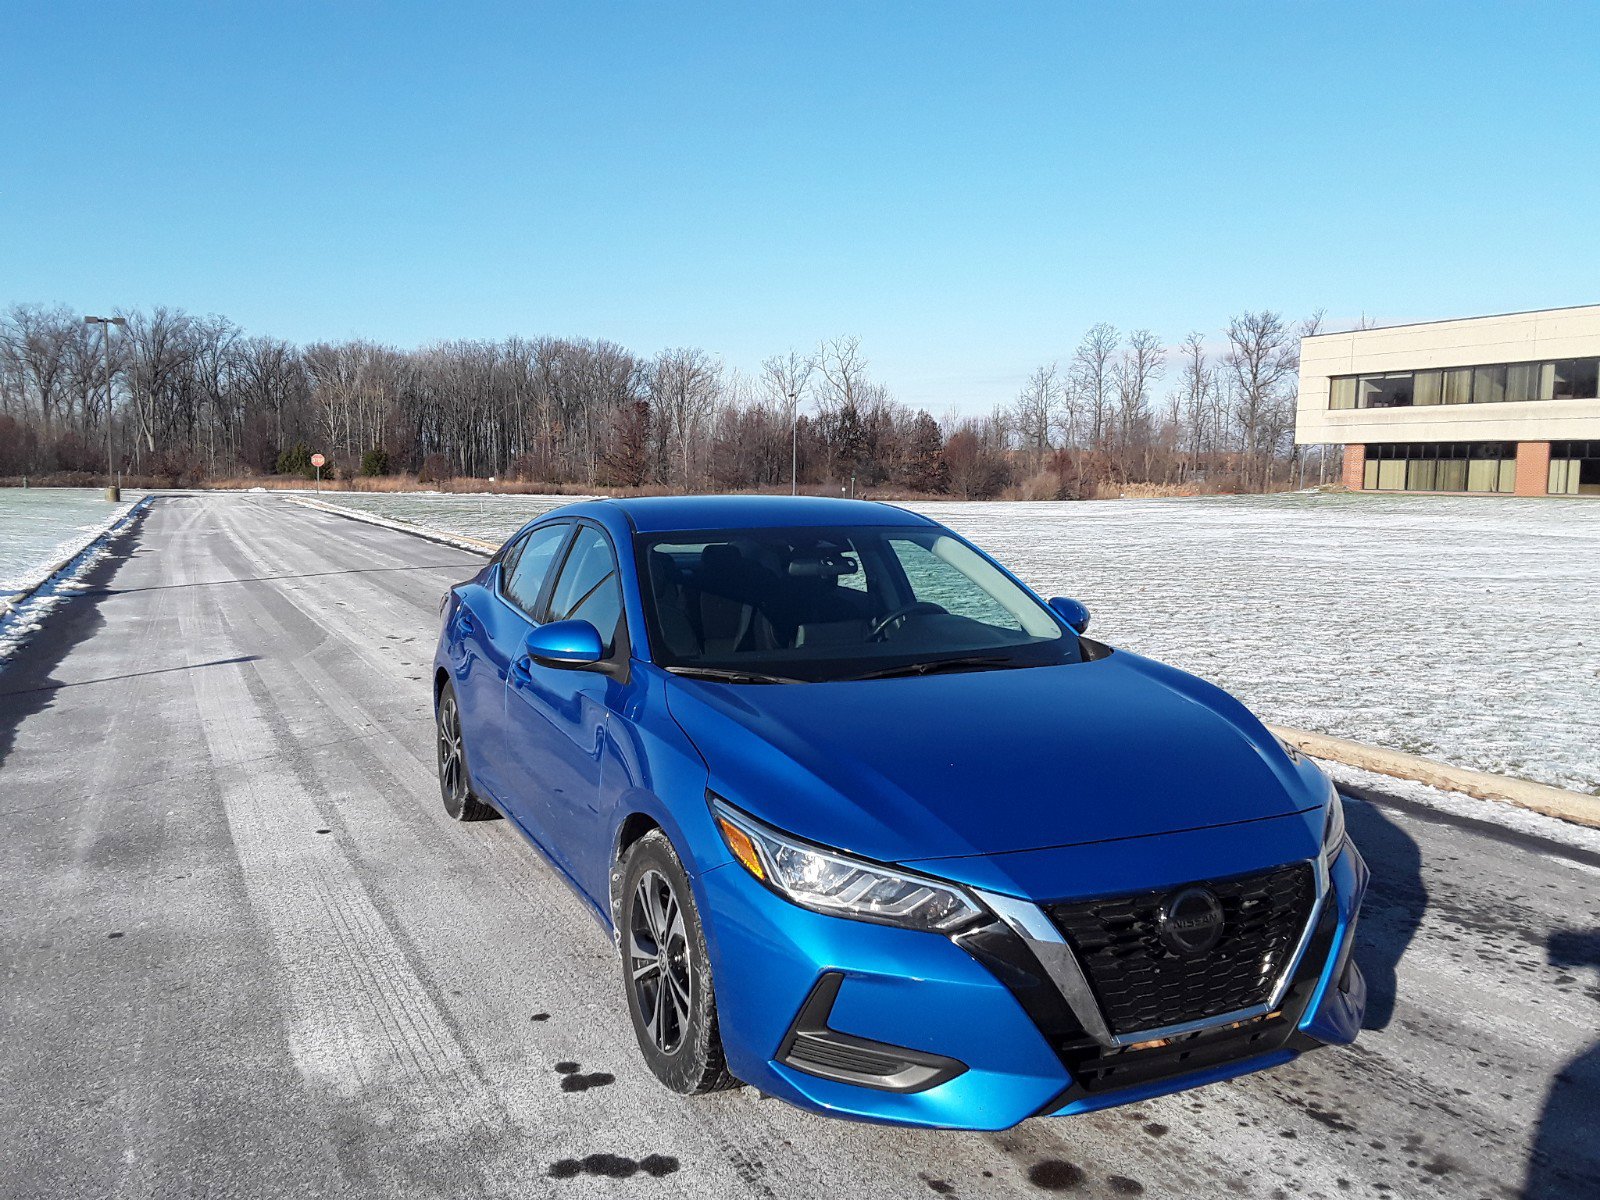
500;522;626;888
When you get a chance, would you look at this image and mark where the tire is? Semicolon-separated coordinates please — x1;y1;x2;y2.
619;830;736;1094
435;681;496;822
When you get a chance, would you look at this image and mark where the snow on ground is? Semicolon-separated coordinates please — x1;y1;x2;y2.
307;490;1600;796
302;490;585;541
0;487;142;593
0;493;149;662
1322;759;1600;864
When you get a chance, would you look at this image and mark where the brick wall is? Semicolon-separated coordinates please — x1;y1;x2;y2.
1341;444;1366;490
1514;441;1551;497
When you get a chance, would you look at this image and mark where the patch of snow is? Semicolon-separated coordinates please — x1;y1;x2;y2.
1324;758;1600;864
0;497;150;663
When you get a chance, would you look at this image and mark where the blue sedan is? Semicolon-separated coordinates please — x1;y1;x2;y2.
432;495;1367;1130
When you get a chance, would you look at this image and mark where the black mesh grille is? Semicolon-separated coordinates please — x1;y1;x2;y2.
1045;863;1315;1036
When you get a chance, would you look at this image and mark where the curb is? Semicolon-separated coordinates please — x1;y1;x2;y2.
284;496;501;556
1270;724;1600;831
0;495;153;622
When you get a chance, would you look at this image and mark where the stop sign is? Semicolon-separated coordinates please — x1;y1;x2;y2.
311;453;326;468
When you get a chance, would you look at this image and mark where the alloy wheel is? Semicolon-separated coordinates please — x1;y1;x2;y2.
628;869;693;1054
437;694;466;811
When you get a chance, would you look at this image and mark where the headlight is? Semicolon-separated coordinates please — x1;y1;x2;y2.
1322;787;1346;857
710;797;983;933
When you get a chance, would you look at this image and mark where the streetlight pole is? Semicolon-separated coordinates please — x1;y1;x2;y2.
789;391;799;496
84;315;127;501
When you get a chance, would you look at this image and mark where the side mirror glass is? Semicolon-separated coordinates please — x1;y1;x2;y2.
523;619;605;668
1048;596;1091;634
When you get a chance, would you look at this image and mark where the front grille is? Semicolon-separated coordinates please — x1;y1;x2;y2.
1060;1011;1292;1094
1045;862;1315;1036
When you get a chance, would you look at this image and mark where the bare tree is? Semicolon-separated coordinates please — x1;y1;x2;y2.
1011;363;1061;473
1068;323;1119;450
1224;310;1301;491
1111;329;1164;477
650;347;722;488
761;350;815;487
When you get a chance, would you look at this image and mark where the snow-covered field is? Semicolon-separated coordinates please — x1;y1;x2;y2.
313;490;1600;795
0;488;142;594
0;487;147;661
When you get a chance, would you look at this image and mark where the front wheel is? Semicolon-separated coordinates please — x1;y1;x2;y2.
619;830;736;1094
435;681;495;822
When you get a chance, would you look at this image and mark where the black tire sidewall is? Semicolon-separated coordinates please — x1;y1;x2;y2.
619;831;722;1093
435;681;473;820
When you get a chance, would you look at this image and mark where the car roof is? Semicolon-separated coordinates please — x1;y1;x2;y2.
553;494;938;534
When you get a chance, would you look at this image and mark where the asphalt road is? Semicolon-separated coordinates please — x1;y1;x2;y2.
2;494;1595;1200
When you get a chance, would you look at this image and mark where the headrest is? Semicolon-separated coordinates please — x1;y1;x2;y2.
700;544;742;572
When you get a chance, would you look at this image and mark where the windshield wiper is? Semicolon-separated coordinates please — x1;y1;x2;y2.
664;665;805;685
841;655;1016;682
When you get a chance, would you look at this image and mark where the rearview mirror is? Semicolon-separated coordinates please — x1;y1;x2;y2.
1048;596;1091;634
523;619;605;668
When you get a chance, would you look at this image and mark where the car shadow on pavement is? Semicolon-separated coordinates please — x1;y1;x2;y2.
1341;794;1426;1032
0;508;148;771
1523;928;1600;1200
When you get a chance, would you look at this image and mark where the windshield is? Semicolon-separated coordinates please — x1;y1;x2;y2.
636;525;1078;682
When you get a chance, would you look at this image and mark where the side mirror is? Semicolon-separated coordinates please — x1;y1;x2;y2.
1048;596;1091;634
523;619;605;668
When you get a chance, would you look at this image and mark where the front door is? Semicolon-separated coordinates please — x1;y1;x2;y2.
467;521;570;806
502;524;627;896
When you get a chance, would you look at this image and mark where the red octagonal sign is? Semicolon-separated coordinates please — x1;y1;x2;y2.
310;453;326;468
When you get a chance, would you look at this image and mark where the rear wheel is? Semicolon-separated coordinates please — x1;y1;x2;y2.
620;830;735;1094
436;681;495;821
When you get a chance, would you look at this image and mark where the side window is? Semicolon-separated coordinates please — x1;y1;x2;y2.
497;531;529;577
502;523;569;618
547;526;624;652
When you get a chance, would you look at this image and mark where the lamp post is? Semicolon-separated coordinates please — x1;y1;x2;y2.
84;315;127;501
789;391;800;496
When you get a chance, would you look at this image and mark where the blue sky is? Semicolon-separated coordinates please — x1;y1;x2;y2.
4;2;1598;413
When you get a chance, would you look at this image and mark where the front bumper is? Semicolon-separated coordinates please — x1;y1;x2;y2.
696;835;1369;1131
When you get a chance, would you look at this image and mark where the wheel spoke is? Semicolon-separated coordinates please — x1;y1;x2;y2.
667;967;691;1018
648;972;667;1047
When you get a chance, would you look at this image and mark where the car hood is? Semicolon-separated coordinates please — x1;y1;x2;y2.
663;648;1327;864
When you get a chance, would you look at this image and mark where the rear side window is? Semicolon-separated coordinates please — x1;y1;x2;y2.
502;523;569;618
547;526;623;651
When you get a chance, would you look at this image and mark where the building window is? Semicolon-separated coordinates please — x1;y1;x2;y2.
1548;360;1600;400
1472;365;1507;405
1362;443;1515;493
1358;373;1413;408
1412;370;1442;406
1549;441;1600;496
1505;362;1540;404
1332;356;1600;409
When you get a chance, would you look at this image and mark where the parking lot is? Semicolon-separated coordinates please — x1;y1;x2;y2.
1;495;1594;1199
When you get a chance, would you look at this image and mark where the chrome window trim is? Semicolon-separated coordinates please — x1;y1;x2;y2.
971;856;1329;1050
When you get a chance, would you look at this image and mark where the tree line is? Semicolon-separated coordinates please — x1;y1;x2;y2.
0;302;1332;498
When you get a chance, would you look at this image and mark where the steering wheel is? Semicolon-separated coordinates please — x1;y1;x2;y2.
867;601;945;642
